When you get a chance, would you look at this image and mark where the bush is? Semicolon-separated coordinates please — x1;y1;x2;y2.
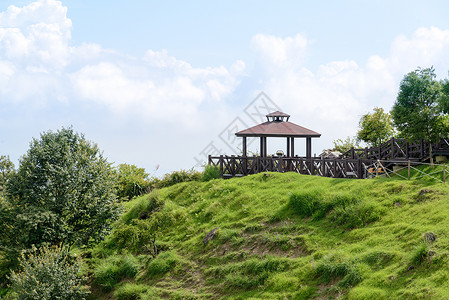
410;242;430;266
202;165;221;181
122;191;164;224
156;169;201;188
329;201;382;229
288;189;324;217
8;244;89;299
316;255;363;287
94;255;140;292
116;164;153;201
146;251;179;277
114;283;148;300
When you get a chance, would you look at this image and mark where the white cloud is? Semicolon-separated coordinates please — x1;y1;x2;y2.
0;0;71;68
0;0;246;126
251;33;308;68
387;27;449;78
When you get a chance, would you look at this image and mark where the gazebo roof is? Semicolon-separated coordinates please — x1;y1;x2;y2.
236;111;321;138
266;111;290;118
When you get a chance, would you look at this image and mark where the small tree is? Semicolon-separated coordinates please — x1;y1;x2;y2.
0;155;14;200
357;107;394;147
391;67;449;163
3;128;120;249
115;163;152;200
332;136;359;153
8;244;89;299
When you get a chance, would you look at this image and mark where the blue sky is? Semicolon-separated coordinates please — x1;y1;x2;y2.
1;0;449;176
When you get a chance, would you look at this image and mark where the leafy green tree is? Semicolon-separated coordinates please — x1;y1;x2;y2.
391;67;449;160
440;78;449;113
116;163;152;200
2;128;120;250
0;155;14;200
8;244;89;299
332;136;359;153
357;107;394;147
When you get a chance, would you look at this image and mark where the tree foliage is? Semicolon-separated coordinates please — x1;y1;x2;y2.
357;107;394;147
0;155;14;200
8;244;89;299
391;67;449;142
332;137;359;153
2;128;120;250
115;163;152;201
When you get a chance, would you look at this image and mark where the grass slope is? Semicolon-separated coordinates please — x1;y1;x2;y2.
89;171;449;299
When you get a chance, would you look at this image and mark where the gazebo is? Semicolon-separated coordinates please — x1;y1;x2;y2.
235;111;321;159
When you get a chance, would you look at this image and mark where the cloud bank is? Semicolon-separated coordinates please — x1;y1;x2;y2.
0;0;245;126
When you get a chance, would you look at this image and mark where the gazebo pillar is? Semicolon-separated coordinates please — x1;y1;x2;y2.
286;137;290;157
264;137;267;157
242;137;247;157
306;137;312;159
260;137;268;157
291;137;295;157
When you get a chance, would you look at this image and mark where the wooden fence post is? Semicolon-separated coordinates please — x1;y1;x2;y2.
443;163;446;183
391;137;395;159
321;156;325;176
333;159;337;178
408;160;410;180
219;155;223;176
357;158;363;179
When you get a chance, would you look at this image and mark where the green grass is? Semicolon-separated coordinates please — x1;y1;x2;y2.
88;170;449;299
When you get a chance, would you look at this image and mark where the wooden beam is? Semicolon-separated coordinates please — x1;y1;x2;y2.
263;137;268;157
306;137;311;159
291;137;295;157
242;137;247;157
287;137;290;157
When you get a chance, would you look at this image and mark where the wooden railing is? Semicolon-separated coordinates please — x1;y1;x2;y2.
208;155;372;179
339;138;449;161
209;138;449;179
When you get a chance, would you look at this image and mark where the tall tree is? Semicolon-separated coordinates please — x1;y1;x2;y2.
391;67;449;160
1;128;120;251
0;155;14;200
357;107;394;147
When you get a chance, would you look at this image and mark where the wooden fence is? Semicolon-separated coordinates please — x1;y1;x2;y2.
209;138;449;179
339;138;449;161
208;155;372;179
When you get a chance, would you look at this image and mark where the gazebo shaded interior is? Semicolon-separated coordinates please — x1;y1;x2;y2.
235;111;321;159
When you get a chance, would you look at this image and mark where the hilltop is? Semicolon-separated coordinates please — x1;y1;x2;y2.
88;171;449;299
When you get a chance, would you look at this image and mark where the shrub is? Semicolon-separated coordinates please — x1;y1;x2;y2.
202;165;221;182
316;255;363;287
116;164;153;201
94;255;140;292
156;169;201;188
411;242;430;266
114;283;148;300
288;189;324;217
146;251;179;277
329;201;382;229
8;244;89;299
224;272;268;289
111;204;175;256
122;191;164;224
206;257;290;290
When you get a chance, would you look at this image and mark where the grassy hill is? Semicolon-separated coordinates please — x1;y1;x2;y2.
88;171;449;299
